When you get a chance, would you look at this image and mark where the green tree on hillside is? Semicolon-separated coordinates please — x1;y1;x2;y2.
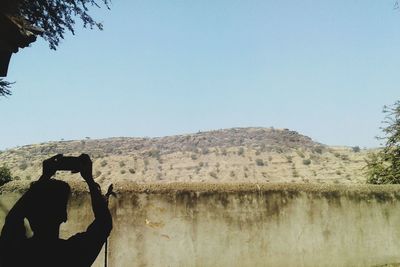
0;166;13;186
366;100;400;184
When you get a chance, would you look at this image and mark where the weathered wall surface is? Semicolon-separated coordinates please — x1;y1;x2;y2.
2;182;400;267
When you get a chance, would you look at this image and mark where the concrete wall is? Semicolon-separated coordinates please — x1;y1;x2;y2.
2;182;400;267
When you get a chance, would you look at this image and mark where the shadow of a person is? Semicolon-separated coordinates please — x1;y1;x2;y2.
0;154;112;267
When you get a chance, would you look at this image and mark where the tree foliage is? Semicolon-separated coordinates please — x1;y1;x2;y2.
0;0;110;96
0;79;12;97
0;165;13;186
366;100;400;184
17;0;110;50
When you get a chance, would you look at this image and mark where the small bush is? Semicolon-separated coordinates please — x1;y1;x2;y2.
352;146;361;153
238;147;245;156
0;166;12;186
120;169;126;174
148;149;161;159
129;168;135;174
100;160;107;167
95;170;102;178
302;159;311;165
201;148;209;155
296;150;305;158
191;154;198;160
313;146;324;154
340;155;349;161
221;148;228;156
256;159;264;166
19;161;28;171
285;155;293;163
119;161;125;167
195;166;201;174
209;171;218;179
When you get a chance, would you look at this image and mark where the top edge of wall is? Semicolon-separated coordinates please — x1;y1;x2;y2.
2;181;400;195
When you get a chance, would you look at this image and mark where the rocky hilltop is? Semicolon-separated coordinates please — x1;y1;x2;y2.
0;127;371;185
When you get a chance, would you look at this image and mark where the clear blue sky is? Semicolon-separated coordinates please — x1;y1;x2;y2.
1;0;400;150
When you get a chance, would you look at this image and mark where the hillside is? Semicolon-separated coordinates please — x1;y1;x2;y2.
0;127;373;185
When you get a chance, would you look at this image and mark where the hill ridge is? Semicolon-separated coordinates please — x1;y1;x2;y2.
0;127;370;185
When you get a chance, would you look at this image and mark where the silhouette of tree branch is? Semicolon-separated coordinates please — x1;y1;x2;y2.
18;0;111;50
0;79;12;97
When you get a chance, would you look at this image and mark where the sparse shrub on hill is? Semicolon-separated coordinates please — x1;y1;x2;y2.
119;161;125;167
191;154;198;160
340;155;349;161
352;146;361;153
148;149;161;160
256;159;264;166
302;159;311;165
144;159;149;166
195;166;201;174
296;150;305;158
366;101;400;184
100;160;107;167
201;148;209;155
0;166;12;186
238;147;245;156
18;161;28;171
313;146;324;154
260;144;266;152
209;171;218;179
129;168;135;174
